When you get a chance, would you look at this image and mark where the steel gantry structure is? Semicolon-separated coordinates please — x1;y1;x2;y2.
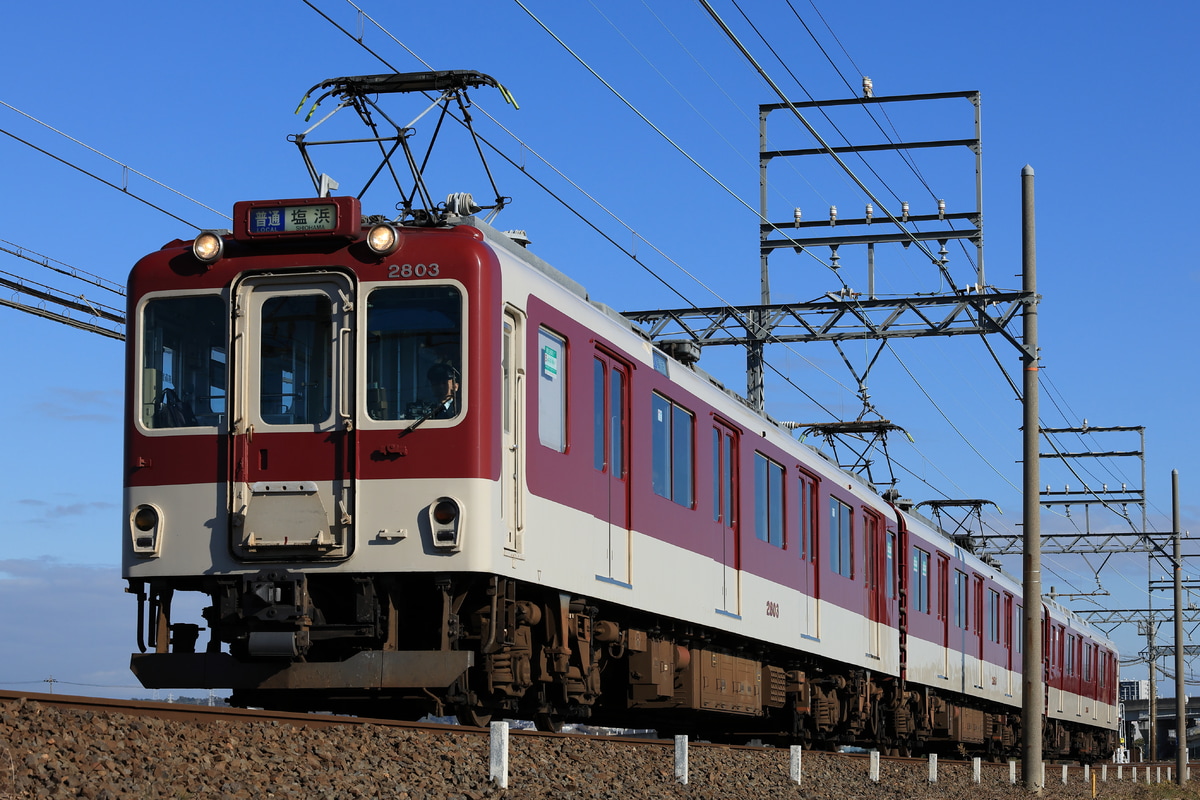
621;90;1053;787
624;90;996;417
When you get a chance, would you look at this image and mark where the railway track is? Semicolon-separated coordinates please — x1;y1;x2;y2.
0;689;1178;799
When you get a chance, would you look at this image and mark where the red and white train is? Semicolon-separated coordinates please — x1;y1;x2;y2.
122;190;1117;757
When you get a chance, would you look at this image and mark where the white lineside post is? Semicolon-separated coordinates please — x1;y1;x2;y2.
1061;764;1068;784
1084;764;1090;783
1102;764;1108;782
928;753;938;783
675;735;688;784
1010;761;1018;784
790;745;802;784
489;721;509;789
972;757;981;784
869;750;880;782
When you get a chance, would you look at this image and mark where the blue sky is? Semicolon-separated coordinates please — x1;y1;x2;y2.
0;1;1195;699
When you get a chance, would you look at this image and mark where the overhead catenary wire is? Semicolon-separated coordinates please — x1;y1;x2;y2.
317;0;865;412
316;0;1038;514
0;100;231;223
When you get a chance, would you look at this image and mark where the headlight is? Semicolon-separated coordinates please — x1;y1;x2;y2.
429;497;463;552
366;223;400;255
130;504;163;557
192;231;225;264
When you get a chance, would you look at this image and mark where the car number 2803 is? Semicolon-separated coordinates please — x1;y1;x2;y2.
388;263;440;278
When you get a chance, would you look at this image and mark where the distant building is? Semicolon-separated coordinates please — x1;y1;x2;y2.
1120;680;1152;701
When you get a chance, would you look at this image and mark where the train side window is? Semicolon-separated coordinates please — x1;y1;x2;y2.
829;497;853;578
365;286;463;421
141;294;226;428
1003;592;1014;647
651;393;693;508
912;547;931;613
753;453;784;547
954;570;968;628
537;328;567;452
798;472;817;561
593;355;627;475
987;588;1000;643
594;359;606;471
886;529;896;599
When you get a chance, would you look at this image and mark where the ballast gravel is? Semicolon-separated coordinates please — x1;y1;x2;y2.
0;697;1188;799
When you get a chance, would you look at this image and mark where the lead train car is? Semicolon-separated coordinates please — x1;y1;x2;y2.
124;195;1117;758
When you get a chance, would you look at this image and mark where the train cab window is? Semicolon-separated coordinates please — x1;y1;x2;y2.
365;287;462;422
912;547;931;613
829;497;853;578
651;393;694;507
141;295;226;428
753;453;784;547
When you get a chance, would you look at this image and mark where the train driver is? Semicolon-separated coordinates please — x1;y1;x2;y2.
427;363;461;419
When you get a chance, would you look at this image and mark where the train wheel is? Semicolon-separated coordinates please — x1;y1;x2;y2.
455;705;493;728
534;713;564;733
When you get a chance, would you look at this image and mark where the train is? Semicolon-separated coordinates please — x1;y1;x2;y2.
121;73;1118;759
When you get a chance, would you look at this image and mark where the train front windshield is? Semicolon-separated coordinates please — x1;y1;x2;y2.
365;285;463;421
141;295;226;429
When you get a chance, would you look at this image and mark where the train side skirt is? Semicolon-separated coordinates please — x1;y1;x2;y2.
130;650;474;690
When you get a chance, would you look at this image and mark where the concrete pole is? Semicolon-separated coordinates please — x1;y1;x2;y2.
1174;470;1187;783
1150;622;1158;759
1020;165;1044;791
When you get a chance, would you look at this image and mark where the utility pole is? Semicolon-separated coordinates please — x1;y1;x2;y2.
1173;470;1186;783
1020;164;1043;791
1148;620;1158;760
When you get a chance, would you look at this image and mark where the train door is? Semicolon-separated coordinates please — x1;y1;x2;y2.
864;510;885;659
228;273;355;559
713;421;740;615
502;310;524;552
936;552;950;678
593;350;631;584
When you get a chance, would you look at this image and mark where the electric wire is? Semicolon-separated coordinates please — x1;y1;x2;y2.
0;101;231;223
313;2;1181;639
327;0;1045;525
322;0;865;410
0;126;202;230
